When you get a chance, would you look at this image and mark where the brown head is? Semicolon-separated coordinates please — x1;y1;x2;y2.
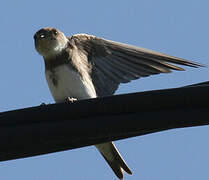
34;27;69;58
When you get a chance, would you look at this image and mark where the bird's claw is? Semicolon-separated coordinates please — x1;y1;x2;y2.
40;103;46;106
66;97;77;103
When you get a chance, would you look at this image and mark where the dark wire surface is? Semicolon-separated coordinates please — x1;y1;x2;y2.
0;81;208;162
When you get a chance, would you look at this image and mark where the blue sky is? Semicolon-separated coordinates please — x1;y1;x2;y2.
0;0;209;179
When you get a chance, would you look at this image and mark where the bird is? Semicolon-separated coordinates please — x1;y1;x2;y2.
34;27;203;179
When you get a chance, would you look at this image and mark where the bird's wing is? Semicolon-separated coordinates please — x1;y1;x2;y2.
70;34;203;97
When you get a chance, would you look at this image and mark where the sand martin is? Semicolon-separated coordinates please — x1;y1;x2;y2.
34;27;203;179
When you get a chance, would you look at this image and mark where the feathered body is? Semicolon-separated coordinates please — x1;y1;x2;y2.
34;27;203;179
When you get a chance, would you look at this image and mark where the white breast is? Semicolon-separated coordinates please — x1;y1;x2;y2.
45;64;97;102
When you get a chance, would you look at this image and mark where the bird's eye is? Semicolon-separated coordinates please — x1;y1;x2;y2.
40;33;45;38
53;30;58;35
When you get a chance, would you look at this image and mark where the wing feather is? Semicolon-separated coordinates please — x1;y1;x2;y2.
70;34;204;97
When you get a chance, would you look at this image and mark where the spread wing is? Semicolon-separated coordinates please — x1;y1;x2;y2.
70;34;203;97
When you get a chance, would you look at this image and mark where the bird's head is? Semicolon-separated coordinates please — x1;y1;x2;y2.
34;27;69;58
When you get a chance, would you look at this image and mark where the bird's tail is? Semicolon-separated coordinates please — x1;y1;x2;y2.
95;142;132;179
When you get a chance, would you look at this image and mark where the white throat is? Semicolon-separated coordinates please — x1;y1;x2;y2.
43;36;69;59
53;37;68;53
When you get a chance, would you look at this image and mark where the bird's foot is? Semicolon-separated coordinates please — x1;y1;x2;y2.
66;97;77;103
40;103;46;106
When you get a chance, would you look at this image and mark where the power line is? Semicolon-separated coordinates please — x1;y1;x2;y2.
0;82;209;162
